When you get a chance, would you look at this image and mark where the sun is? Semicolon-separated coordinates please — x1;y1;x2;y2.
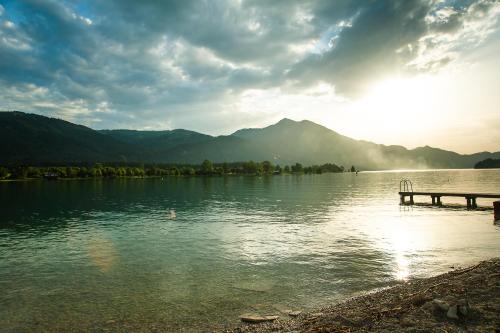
344;75;441;144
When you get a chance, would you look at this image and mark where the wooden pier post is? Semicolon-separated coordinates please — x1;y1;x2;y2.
471;197;477;209
436;196;442;206
494;201;500;221
409;195;414;205
466;197;471;209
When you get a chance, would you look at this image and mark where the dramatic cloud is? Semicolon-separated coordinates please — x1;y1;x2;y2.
289;0;500;96
0;0;499;148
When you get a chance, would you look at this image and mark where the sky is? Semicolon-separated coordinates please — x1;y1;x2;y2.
0;0;499;154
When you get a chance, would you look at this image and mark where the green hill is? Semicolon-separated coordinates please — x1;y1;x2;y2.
0;112;135;165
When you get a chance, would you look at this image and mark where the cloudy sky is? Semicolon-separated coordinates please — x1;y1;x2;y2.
1;0;499;153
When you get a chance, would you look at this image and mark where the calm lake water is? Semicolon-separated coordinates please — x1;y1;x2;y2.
1;169;499;332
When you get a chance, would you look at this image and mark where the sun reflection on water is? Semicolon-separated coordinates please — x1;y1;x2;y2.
87;234;118;273
395;253;410;281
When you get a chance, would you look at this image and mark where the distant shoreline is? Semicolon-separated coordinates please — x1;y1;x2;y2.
0;161;350;181
2;167;500;183
225;258;500;332
0;172;343;183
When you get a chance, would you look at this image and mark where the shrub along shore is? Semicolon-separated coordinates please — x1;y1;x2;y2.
0;160;357;181
224;258;500;333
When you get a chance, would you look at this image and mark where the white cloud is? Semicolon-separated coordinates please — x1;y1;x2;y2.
409;0;500;71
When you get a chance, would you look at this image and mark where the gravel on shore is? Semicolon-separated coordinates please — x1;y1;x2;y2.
223;258;499;332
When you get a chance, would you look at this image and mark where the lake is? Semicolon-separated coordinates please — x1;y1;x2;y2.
0;169;499;332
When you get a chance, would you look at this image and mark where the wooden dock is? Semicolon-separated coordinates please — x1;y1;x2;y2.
398;179;500;212
399;191;500;209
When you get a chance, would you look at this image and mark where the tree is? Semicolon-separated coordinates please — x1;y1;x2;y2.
90;167;102;177
222;162;229;174
11;166;28;179
116;167;126;177
261;161;274;174
65;167;80;178
78;167;89;177
283;165;290;173
350;165;356;172
320;163;342;173
291;162;303;173
126;167;134;176
474;158;500;169
274;164;282;174
243;161;258;174
181;167;195;176
133;167;145;177
169;167;180;176
23;167;38;178
102;167;117;177
201;159;214;175
0;167;9;178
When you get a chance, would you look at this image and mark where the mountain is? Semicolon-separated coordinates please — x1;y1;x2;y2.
1;111;499;169
99;129;213;162
99;129;212;150
228;118;500;169
0;112;136;165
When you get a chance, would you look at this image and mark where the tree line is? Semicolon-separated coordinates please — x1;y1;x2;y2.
0;160;357;180
474;158;500;169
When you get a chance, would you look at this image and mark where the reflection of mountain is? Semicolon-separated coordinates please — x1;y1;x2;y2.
2;111;499;169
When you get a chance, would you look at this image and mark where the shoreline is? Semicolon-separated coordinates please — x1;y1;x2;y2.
224;258;499;332
0;172;348;183
2;167;499;183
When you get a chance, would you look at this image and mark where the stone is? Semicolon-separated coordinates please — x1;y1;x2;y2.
447;305;459;320
239;314;279;323
458;299;469;316
310;312;324;317
433;299;450;312
288;311;302;317
442;295;456;304
422;301;435;312
400;317;414;327
458;305;468;316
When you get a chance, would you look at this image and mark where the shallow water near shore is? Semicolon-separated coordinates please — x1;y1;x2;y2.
1;169;499;331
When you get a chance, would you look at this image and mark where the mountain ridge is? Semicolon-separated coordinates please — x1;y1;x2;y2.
1;111;499;169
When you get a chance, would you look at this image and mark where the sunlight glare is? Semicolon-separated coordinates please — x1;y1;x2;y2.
344;75;442;144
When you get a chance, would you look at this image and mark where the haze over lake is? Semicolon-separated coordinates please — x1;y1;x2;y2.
1;169;499;331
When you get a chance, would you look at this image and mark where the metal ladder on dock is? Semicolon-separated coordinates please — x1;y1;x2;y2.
399;179;414;205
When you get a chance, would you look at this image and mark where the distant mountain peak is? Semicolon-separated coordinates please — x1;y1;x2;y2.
276;117;296;124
